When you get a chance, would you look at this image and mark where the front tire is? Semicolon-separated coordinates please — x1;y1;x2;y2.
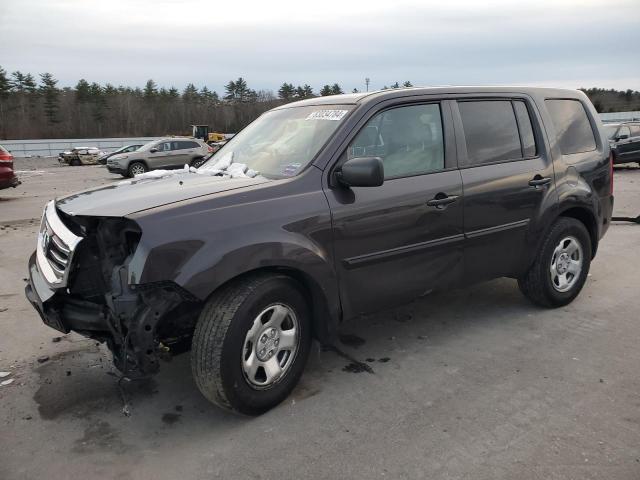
191;274;312;415
518;217;592;308
127;161;147;177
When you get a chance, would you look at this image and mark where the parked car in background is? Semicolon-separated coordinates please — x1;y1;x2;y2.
604;122;640;165
0;144;20;190
97;144;143;165
25;87;613;415
59;147;104;166
106;137;212;177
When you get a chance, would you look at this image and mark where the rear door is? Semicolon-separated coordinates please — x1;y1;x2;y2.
324;100;464;317
452;97;555;282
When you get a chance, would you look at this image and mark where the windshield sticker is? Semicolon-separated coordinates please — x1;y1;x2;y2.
282;163;302;176
306;110;348;121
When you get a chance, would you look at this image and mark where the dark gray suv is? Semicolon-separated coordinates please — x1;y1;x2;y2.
26;87;613;415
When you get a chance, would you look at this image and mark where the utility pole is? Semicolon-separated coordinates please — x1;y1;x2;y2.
365;78;370;92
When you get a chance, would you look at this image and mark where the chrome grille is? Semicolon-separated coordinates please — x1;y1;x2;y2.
36;201;82;287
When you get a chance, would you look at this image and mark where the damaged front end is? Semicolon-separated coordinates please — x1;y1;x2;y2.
25;201;200;377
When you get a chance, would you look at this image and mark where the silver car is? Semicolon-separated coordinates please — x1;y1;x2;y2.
107;138;212;177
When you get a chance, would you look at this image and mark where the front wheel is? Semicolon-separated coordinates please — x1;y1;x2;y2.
191;274;311;415
518;217;592;308
127;161;147;177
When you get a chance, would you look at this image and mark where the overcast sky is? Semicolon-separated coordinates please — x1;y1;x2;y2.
1;0;639;94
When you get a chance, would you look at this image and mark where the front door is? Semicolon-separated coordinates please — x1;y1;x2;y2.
452;98;555;283
324;101;464;318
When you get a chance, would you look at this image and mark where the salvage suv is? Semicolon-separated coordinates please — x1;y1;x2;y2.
25;87;613;415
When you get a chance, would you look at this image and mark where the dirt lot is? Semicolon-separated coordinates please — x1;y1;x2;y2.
1;159;639;480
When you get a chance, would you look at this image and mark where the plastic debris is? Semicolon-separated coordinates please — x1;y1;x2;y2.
1;378;14;386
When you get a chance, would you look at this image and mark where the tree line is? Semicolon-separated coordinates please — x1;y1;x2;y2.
0;66;638;140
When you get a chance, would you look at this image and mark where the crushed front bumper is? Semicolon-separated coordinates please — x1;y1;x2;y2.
25;252;108;335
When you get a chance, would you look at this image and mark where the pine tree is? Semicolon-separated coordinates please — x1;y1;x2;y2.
278;82;296;100
331;83;344;95
23;74;37;93
320;85;333;96
391;82;400;89
39;72;60;124
0;67;10;98
75;79;91;102
403;81;413;87
10;71;26;92
183;83;199;102
143;79;158;99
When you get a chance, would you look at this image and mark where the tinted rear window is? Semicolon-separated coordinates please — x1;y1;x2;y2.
545;99;596;154
458;100;522;165
176;141;200;149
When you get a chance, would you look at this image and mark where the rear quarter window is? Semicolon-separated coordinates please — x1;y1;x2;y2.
545;99;596;155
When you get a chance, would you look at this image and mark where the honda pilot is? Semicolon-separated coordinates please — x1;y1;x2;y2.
25;87;614;415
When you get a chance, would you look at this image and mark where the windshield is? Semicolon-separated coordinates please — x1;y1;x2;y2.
200;105;354;178
604;125;619;140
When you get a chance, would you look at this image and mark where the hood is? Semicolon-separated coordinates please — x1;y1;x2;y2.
56;171;269;217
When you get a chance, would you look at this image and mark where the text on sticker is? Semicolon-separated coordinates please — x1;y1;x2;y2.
306;110;348;121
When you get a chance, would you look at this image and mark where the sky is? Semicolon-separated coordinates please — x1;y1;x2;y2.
1;0;639;94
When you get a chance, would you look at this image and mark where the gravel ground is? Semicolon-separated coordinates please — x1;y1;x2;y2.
0;159;639;480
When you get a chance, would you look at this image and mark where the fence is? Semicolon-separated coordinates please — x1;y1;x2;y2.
3;111;640;157
0;137;162;158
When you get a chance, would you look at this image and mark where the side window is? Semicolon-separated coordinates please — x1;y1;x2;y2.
513;101;537;157
156;142;171;152
348;103;444;179
545;99;596;154
630;125;640;137
617;126;631;138
458;100;522;165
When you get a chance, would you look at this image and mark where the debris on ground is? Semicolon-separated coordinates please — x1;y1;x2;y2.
0;372;11;378
0;307;8;313
1;378;15;386
37;355;50;364
51;337;62;343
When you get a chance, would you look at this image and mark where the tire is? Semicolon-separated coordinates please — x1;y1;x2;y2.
191;274;312;415
191;157;205;169
127;161;147;178
69;158;81;166
518;217;592;308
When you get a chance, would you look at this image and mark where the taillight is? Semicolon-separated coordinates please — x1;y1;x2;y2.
0;153;13;162
609;151;614;194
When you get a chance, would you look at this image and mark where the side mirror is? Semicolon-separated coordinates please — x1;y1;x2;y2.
150;148;158;153
336;156;384;187
616;134;629;140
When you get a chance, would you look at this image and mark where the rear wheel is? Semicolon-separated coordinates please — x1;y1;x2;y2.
69;158;81;166
518;217;592;308
127;161;147;177
191;274;311;415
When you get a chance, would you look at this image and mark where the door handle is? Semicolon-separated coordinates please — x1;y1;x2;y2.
426;194;459;208
528;176;551;187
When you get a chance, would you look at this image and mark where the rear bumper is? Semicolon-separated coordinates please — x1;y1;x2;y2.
600;194;614;239
0;175;20;189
